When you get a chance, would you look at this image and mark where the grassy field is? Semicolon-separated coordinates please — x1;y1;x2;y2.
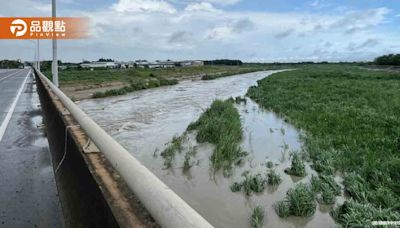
43;65;265;86
247;65;400;226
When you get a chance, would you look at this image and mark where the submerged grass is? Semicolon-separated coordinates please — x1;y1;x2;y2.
183;146;197;173
231;171;267;196
266;170;282;186
275;183;316;218
188;99;246;175
160;134;187;168
284;153;306;177
247;65;400;225
250;206;264;228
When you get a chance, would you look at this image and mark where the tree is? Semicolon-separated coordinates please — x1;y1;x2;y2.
374;54;400;66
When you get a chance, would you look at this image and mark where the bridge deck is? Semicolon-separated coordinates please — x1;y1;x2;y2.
0;69;63;227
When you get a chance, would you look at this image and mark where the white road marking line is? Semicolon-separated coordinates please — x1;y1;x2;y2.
0;70;21;83
0;70;31;142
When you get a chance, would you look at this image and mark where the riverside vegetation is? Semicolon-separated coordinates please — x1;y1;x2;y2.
160;99;247;175
247;65;400;226
158;64;400;226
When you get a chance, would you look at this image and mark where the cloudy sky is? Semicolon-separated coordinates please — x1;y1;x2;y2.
1;0;400;62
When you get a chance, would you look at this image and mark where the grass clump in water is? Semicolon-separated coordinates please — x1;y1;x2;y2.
182;146;197;173
312;152;335;175
267;170;282;186
188;99;246;175
250;206;264;228
284;153;306;177
275;183;316;218
265;161;274;169
311;174;341;204
230;171;267;196
160;134;187;168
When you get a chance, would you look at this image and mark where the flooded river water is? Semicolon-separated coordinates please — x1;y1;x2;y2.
78;71;336;228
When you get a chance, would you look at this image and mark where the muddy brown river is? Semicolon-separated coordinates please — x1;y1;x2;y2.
78;71;337;228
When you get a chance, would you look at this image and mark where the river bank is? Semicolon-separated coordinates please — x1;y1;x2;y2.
43;65;267;100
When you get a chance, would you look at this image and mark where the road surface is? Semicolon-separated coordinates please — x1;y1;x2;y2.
0;69;63;227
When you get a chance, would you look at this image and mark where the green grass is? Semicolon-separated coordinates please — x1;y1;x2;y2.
160;134;187;168
266;170;282;186
92;76;178;98
311;175;339;204
230;171;267;196
275;183;316;218
183;146;197;173
250;206;264;228
332;200;400;227
284;153;306;177
247;65;400;225
201;68;262;80
188;99;247;175
265;161;274;169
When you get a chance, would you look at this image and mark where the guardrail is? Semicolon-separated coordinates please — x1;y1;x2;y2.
34;68;214;228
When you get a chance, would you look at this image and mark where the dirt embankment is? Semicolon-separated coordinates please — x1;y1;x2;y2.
61;73;219;101
61;81;128;101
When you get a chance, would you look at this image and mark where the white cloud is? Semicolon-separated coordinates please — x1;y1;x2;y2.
205;0;242;6
184;2;220;13
310;0;320;7
112;0;177;14
0;0;397;62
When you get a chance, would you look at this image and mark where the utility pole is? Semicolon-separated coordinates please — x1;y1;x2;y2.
52;0;59;87
37;39;40;71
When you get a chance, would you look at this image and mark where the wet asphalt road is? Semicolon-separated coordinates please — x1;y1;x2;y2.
0;69;63;227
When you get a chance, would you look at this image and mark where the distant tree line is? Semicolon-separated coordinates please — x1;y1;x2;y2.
39;60;63;71
98;58;114;62
374;54;400;66
0;60;23;69
204;59;243;66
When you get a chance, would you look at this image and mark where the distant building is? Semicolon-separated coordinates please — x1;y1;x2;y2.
80;61;117;69
132;60;204;69
178;60;204;67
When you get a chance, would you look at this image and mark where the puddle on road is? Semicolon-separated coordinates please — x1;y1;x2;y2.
78;71;337;228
